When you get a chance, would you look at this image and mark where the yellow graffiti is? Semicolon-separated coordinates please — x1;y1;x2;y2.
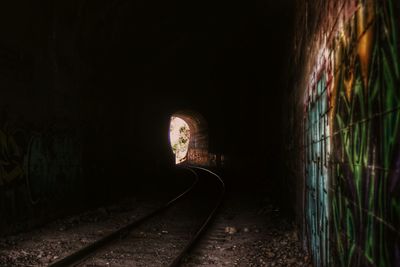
329;1;375;129
344;19;358;102
0;129;24;186
357;0;375;90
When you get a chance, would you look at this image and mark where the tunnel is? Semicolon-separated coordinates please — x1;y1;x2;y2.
170;111;209;166
0;0;399;266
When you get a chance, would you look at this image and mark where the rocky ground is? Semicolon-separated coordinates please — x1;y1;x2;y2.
0;192;311;266
180;192;311;267
0;194;165;266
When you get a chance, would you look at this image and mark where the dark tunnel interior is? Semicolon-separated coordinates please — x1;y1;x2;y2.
1;0;400;266
0;0;293;198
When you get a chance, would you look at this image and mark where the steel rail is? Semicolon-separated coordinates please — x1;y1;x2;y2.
168;166;225;267
48;167;198;267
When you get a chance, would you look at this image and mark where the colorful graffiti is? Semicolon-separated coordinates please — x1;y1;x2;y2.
303;0;400;266
305;74;330;266
0;116;83;230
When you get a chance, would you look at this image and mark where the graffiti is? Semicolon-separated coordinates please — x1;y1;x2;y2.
304;0;400;266
330;0;400;266
0;128;24;186
27;131;83;201
305;73;331;266
0;116;83;230
187;149;209;166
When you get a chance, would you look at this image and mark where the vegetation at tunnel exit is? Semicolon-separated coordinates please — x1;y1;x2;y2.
171;126;190;155
169;117;190;164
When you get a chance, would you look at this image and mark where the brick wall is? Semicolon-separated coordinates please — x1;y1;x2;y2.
286;0;400;266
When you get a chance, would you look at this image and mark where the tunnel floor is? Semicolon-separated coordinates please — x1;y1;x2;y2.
0;192;310;266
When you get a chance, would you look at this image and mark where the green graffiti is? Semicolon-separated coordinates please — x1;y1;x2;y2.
304;0;400;266
27;132;83;201
330;0;400;266
0;119;83;207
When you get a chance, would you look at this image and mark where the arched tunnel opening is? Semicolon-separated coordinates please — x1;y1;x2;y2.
1;0;400;266
169;111;209;166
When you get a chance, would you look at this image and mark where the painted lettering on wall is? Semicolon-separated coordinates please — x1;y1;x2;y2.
0;116;83;227
303;0;400;266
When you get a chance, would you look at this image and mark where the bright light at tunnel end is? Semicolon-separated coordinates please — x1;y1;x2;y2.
169;116;190;164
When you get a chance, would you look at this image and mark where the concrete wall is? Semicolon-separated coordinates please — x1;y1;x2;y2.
285;0;400;266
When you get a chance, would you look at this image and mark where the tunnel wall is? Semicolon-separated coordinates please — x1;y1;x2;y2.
286;0;400;266
0;1;85;233
0;0;175;235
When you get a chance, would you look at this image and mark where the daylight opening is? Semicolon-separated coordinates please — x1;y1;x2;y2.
169;111;209;166
169;116;190;164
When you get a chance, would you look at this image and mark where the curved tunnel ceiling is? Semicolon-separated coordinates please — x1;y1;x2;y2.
38;0;295;158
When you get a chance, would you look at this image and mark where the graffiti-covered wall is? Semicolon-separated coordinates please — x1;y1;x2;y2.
0;0;94;234
287;0;400;266
0;0;177;234
0;117;84;229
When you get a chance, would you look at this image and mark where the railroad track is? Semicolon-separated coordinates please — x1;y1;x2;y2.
49;166;225;267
